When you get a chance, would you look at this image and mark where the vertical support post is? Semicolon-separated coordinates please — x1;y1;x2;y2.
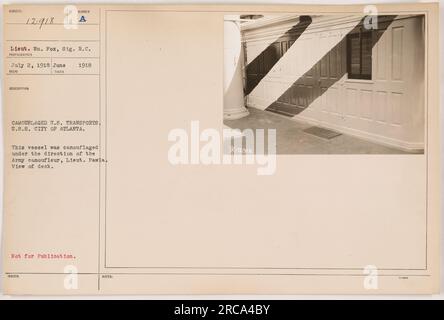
224;16;249;120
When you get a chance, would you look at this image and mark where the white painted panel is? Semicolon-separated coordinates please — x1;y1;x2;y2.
328;87;339;113
346;88;358;117
336;86;346;115
391;92;402;125
360;90;372;120
376;91;387;122
392;27;403;80
376;30;387;80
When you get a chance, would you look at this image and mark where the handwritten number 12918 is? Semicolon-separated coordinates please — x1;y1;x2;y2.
26;17;55;29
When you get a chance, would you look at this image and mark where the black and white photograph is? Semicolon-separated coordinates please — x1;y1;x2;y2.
224;14;426;154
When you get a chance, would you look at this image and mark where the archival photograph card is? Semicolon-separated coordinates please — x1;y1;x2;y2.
1;3;440;295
